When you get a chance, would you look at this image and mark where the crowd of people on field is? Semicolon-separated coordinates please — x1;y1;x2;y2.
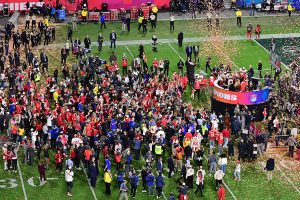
1;10;300;200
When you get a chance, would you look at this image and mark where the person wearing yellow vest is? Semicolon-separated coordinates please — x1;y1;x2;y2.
53;90;59;102
44;17;49;28
81;9;88;23
104;169;112;195
236;9;242;27
288;3;294;18
152;5;158;21
138;16;143;31
155;143;163;157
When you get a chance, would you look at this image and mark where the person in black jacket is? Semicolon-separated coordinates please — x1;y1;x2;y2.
89;160;98;188
126;17;131;32
84;35;91;49
265;157;275;181
237;139;245;162
142;17;148;33
40;50;48;72
167;155;175;178
110;30;117;49
247;140;254;161
178;32;183;47
141;168;148;192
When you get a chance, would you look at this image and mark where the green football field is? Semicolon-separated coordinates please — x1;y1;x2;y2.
2;15;300;200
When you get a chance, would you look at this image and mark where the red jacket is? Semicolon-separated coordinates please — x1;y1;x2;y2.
55;153;63;163
218;186;226;200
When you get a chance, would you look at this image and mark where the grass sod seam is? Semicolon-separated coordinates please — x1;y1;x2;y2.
80;161;98;200
16;145;28;200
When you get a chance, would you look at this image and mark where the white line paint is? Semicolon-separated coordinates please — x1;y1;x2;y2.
203;155;238;200
125;44;134;57
16;145;28;200
252;39;291;71
276;165;300;194
168;43;184;60
80;161;98;200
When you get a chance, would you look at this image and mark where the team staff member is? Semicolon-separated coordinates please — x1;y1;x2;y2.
152;5;158;21
81;9;88;22
104;169;113;195
236;9;242;27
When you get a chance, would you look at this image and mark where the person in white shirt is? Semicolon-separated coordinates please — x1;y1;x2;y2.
150;13;156;29
219;155;228;174
214;169;224;190
170;14;175;31
65;166;74;197
234;160;241;181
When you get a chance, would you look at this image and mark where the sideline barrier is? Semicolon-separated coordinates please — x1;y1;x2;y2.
89;12;100;21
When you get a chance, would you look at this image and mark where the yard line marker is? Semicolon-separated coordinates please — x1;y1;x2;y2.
252;39;291;71
203;155;238;200
276;164;300;195
16;145;28;200
168;43;184;60
80;161;98;200
125;44;134;57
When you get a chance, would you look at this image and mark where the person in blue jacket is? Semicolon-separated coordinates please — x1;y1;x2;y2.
156;172;165;199
169;193;175;200
134;138;141;160
117;171;124;188
50;125;60;149
146;171;155;196
88;161;98;188
100;14;106;29
104;156;111;171
110;118;117;132
130;172;138;198
156;156;163;173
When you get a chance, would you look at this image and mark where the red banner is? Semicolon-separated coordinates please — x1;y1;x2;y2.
0;0;169;11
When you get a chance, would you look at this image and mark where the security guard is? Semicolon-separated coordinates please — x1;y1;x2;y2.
138;16;143;31
152;5;158;21
236;9;242;27
155;142;163;158
288;3;294;18
81;9;88;22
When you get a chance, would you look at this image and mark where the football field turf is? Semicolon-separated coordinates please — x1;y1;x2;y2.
2;15;300;200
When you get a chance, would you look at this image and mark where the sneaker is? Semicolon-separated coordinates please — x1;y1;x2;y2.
142;190;146;193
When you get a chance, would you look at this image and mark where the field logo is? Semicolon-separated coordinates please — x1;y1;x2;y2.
282;46;300;56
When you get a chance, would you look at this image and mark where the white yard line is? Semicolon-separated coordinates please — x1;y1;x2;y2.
203;155;238;200
16;145;28;200
80;161;98;200
168;43;184;60
252;39;291;71
125;44;134;57
276;165;300;195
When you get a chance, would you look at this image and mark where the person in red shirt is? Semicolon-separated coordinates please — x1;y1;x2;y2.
222;128;230;148
122;54;128;75
209;128;216;149
55;150;63;173
84;147;92;169
115;152;122;171
218;184;226;200
194;78;201;99
217;132;224;155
